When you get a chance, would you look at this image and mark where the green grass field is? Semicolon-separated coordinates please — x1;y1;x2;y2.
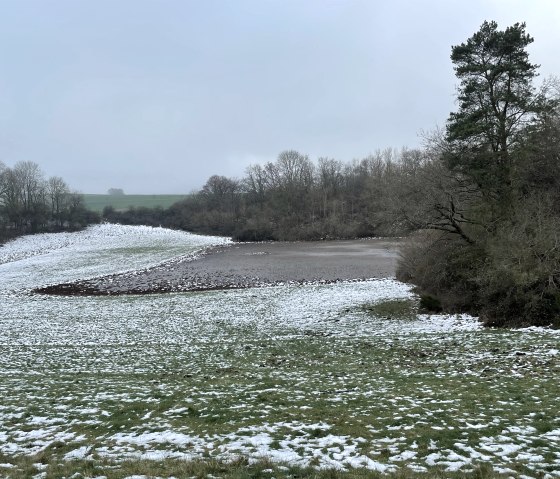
1;290;559;478
83;194;187;212
2;224;559;478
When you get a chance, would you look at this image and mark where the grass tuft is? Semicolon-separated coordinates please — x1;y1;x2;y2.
361;299;418;320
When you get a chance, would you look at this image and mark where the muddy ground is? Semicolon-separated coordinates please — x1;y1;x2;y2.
35;238;402;295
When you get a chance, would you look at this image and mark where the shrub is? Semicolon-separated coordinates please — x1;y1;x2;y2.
397;230;484;314
419;294;443;313
362;299;418;320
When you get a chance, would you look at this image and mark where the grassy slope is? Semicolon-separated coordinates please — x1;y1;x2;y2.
83;194;186;212
1;296;558;478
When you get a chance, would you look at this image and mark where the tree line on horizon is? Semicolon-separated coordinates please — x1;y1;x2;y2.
0;161;99;242
103;147;425;241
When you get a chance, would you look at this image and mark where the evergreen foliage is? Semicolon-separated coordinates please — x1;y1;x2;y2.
398;21;560;327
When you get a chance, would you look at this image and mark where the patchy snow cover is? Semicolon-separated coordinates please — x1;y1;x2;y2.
0;223;230;292
106;423;397;473
0;224;559;476
64;446;90;461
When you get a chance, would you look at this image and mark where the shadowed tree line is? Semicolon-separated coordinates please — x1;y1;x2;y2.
103;147;426;241
0;161;99;243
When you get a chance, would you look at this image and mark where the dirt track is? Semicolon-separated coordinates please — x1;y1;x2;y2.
35;238;401;296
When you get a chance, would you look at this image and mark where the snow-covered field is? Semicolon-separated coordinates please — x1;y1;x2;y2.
0;224;558;478
0;223;230;293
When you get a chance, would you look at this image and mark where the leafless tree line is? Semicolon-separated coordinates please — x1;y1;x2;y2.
0;160;94;241
103;148;436;241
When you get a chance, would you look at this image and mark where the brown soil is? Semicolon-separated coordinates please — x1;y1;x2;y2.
35;238;401;296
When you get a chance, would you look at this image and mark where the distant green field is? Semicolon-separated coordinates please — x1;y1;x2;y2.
83;194;187;212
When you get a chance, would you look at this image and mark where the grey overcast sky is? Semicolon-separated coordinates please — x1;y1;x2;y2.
0;1;559;194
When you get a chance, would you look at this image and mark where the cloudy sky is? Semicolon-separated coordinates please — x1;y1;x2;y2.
0;0;559;193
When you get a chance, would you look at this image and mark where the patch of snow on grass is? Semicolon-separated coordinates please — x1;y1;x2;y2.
0;223;230;292
64;446;90;460
1;225;558;476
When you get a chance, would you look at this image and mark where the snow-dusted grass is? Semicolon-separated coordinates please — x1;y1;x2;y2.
0;223;230;293
0;225;559;478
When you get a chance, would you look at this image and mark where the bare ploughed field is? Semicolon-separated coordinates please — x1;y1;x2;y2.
36;238;401;295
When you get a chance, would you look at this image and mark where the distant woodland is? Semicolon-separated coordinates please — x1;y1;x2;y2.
102;147;422;240
0;161;99;242
3;21;560;328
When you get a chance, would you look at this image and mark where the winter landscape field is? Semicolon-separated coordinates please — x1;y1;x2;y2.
0;224;559;479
